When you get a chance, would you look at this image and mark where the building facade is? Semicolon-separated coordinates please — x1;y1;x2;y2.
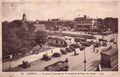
74;15;96;31
34;23;46;32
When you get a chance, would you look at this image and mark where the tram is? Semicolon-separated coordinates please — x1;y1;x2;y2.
99;48;118;71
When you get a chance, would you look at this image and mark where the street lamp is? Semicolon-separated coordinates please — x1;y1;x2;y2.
9;54;12;70
83;48;86;71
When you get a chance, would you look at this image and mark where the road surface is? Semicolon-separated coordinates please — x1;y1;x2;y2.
2;33;117;71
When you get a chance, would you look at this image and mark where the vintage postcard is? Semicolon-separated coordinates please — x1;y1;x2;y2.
0;0;119;77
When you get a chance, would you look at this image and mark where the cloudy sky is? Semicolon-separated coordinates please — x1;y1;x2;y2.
2;0;118;21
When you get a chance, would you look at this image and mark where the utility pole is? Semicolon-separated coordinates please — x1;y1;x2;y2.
9;55;12;70
83;49;86;71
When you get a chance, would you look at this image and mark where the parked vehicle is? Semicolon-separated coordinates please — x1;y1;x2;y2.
109;38;114;42
80;41;92;47
93;42;101;47
74;51;79;55
102;42;107;46
99;39;107;42
60;49;67;55
52;52;61;57
114;42;117;44
86;41;94;46
69;46;76;51
65;47;73;53
70;43;80;48
41;54;51;61
79;45;85;51
19;61;31;69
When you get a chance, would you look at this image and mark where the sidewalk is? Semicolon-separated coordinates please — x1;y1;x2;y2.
2;47;60;71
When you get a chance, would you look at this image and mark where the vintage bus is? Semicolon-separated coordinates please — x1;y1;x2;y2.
47;36;67;47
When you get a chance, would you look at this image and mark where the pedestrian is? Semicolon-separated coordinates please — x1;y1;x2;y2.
65;58;69;63
93;47;95;52
96;49;99;53
108;45;112;50
74;51;77;55
51;49;53;53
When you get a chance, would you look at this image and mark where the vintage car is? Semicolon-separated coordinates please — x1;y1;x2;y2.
52;52;61;57
80;41;93;47
41;54;51;61
109;38;115;42
93;42;101;47
60;49;67;55
65;47;73;53
102;42;107;46
69;43;80;48
79;45;85;51
99;38;107;42
19;61;31;69
69;46;76;51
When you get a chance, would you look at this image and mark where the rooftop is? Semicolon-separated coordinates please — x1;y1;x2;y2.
101;48;118;56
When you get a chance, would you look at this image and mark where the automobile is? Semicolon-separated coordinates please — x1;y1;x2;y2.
102;42;107;46
69;46;76;51
70;43;80;48
82;35;96;39
93;42;101;47
74;51;79;55
86;41;94;46
114;42;117;44
60;49;67;55
80;41;92;47
52;52;61;57
19;61;31;69
99;39;107;42
65;47;73;53
80;38;87;42
109;38;114;42
79;45;85;51
74;37;81;42
41;54;51;61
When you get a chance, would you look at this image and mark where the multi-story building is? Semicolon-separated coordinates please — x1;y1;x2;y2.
34;20;46;32
74;15;96;31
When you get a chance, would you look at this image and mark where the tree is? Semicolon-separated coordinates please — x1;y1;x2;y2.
2;20;35;60
104;17;118;33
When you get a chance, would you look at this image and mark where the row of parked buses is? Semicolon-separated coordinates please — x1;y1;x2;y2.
47;36;67;47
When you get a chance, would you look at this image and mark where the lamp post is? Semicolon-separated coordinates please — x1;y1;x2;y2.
83;49;86;71
9;54;12;70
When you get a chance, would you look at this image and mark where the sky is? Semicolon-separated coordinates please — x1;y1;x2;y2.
2;0;118;21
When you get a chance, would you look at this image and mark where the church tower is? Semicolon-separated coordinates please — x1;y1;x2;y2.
22;13;28;30
22;13;27;22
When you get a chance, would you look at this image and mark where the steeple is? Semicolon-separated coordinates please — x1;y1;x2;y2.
22;13;28;30
22;13;27;22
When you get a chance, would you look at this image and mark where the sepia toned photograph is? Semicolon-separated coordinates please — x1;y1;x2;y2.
2;0;118;72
